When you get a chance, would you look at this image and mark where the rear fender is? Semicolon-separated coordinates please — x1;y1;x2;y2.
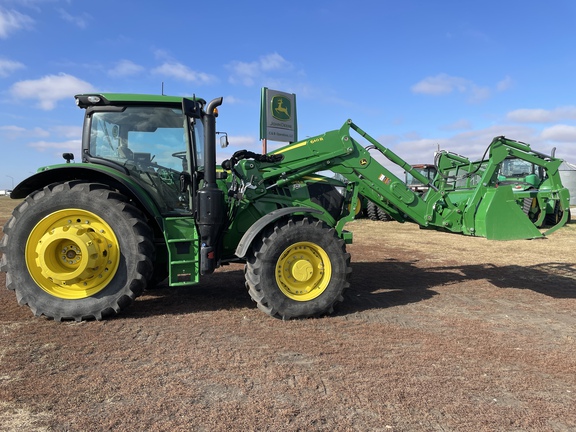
10;165;163;222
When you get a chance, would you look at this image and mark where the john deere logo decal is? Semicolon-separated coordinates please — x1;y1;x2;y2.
272;96;291;121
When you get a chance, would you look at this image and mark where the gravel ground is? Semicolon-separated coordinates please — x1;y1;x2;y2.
1;198;575;431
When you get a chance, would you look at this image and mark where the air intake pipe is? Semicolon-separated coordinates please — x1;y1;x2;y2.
203;97;223;187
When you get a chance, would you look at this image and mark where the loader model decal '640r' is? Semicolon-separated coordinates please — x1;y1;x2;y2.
0;94;570;321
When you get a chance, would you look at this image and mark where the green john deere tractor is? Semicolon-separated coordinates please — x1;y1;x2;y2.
0;93;570;321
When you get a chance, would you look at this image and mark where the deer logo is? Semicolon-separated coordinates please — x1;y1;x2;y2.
272;96;291;121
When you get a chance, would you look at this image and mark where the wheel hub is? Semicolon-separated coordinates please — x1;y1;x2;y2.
35;225;109;286
290;259;314;282
26;209;120;299
275;242;332;301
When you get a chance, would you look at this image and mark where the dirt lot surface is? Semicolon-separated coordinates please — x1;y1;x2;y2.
0;196;575;431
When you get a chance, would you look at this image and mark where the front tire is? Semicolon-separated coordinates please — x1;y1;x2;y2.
0;181;154;321
245;217;351;319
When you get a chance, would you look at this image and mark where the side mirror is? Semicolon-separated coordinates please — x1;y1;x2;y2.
182;97;202;119
218;132;229;148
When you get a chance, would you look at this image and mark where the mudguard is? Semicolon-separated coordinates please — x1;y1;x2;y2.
10;165;163;222
235;206;323;259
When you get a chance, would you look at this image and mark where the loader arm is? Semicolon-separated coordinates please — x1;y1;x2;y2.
232;120;570;240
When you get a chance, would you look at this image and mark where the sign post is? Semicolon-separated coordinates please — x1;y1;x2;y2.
260;87;297;153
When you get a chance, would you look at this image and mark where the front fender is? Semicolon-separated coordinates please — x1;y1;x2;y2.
235;207;323;259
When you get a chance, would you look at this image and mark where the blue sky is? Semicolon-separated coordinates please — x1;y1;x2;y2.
1;0;576;190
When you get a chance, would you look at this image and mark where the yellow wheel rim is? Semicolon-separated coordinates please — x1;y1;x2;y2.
349;197;362;216
25;209;120;299
275;241;332;301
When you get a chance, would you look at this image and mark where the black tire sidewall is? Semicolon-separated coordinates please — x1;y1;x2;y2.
253;219;349;318
4;182;151;320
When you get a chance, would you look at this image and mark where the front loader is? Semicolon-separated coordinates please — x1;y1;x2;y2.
0;94;570;321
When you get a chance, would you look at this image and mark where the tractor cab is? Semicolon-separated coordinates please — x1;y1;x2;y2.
76;94;207;215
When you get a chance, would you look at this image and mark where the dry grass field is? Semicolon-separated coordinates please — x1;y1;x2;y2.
1;195;575;431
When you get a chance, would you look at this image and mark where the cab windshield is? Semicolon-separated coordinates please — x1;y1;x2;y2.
500;158;542;179
88;106;193;214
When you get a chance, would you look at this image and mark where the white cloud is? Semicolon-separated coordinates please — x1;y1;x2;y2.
259;52;290;71
51;125;82;139
108;59;144;78
152;61;216;84
441;119;473;131
0;6;33;38
29;139;81;152
0;57;25;77
469;86;491;103
28;138;83;162
375;134;401;147
411;73;469;95
57;8;90;29
507;106;576;123
0;125;49;138
394;124;541;164
153;48;171;61
10;73;97;110
368;121;574;178
0;125;25;132
541;124;576;143
507;108;553;123
497;76;513;92
227;53;293;86
411;73;510;102
222;95;244;105
227;135;259;148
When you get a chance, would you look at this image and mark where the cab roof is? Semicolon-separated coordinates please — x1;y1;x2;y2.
74;93;206;109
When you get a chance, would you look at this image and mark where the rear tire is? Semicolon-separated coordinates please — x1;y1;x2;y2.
0;181;154;321
545;202;567;226
376;206;392;222
245;217;351;319
366;201;378;221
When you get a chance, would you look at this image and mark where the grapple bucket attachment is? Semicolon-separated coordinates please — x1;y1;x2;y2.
474;186;543;240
